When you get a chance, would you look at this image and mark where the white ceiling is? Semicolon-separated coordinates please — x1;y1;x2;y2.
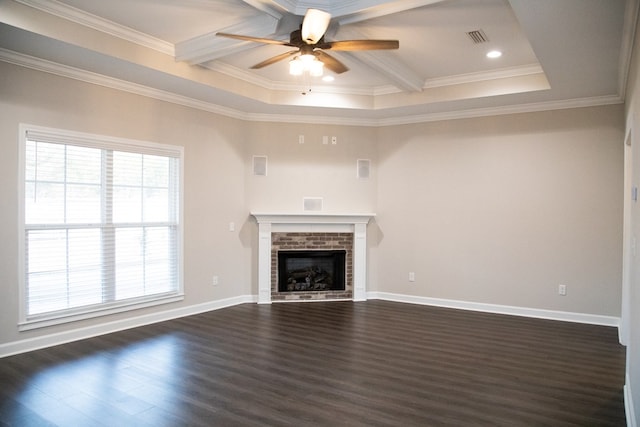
0;0;635;125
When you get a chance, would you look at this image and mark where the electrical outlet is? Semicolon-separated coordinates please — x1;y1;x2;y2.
409;272;415;282
558;284;566;296
212;275;219;286
331;136;337;145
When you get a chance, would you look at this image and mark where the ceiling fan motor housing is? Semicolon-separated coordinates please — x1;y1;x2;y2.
290;29;324;47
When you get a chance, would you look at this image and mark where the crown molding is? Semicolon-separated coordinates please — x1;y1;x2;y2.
336;0;446;24
202;61;277;90
14;0;174;55
239;0;446;21
375;95;624;127
0;48;623;128
422;64;545;89
207;60;545;97
204;61;378;96
238;0;286;18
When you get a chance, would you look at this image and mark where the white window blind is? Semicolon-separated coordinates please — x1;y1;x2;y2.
19;125;183;328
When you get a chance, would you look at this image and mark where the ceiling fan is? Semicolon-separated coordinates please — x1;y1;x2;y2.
216;9;399;74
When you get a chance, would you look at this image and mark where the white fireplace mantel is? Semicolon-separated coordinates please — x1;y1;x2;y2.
251;212;376;304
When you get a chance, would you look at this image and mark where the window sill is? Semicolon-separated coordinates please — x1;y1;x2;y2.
18;293;185;331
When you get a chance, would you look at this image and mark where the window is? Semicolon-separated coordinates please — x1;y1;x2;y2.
19;125;183;329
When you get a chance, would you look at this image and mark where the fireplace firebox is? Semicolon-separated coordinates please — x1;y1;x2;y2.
278;250;346;293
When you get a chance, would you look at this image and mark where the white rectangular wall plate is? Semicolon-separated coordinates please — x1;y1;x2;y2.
303;197;323;212
357;159;371;179
253;155;267;176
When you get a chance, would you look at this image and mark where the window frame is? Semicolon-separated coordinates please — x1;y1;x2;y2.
18;124;184;331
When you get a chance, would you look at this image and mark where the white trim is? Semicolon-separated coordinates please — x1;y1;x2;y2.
251;213;375;303
0;295;255;358
18;295;185;331
0;294;623;358
205;61;378;97
17;124;27;326
22;123;184;156
0;48;625;128
18;123;185;329
203;61;543;97
421;64;544;90
368;292;621;327
375;95;624;127
175;15;279;64
627;374;638;427
621;123;633;346
334;0;446;24
252;212;376;225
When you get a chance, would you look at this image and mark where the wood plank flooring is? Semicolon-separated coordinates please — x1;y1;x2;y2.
0;301;626;426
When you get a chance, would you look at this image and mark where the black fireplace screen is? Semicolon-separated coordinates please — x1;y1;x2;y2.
278;250;346;292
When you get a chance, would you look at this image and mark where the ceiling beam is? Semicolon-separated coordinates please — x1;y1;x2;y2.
333;0;447;24
240;0;448;19
238;0;288;17
335;27;424;92
175;14;280;65
346;51;424;92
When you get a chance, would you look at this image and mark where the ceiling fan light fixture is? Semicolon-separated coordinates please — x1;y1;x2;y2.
289;55;324;77
299;53;316;65
309;60;324;77
289;57;304;75
301;9;331;44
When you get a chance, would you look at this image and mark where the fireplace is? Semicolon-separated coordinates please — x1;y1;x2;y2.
278;250;346;292
271;232;352;301
251;213;375;303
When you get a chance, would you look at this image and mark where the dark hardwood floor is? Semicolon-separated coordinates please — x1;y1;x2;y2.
0;301;626;426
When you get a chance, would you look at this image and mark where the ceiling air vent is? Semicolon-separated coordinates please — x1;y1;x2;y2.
467;29;489;44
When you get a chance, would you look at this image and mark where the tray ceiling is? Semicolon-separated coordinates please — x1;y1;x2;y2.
0;0;634;125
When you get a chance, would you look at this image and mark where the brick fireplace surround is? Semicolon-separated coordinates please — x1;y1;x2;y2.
251;213;375;304
271;232;353;301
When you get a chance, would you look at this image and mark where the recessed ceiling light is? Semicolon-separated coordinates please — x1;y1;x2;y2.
486;50;502;59
322;75;335;82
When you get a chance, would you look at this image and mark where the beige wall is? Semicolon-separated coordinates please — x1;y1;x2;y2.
0;59;625;361
376;107;624;315
244;122;377;214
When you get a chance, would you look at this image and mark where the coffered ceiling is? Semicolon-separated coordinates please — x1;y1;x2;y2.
0;0;635;125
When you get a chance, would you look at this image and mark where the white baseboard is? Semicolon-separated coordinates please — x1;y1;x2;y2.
0;295;256;358
367;291;621;327
627;374;638;427
1;292;621;358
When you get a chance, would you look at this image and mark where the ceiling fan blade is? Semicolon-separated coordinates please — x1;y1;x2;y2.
320;39;399;51
301;9;331;44
315;51;349;74
251;50;299;69
216;32;290;46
